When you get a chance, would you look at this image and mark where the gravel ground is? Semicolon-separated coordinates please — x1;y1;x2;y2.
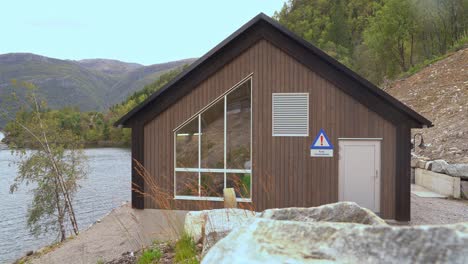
411;193;468;225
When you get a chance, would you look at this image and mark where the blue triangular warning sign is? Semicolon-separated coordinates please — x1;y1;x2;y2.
310;129;333;149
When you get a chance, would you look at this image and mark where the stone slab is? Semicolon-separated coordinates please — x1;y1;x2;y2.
415;168;460;198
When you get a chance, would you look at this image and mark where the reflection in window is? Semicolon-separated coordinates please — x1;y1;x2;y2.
201;100;224;169
227;81;251;170
200;173;224;197
226;173;251;198
175;118;199;168
174;78;252;199
175;172;199;196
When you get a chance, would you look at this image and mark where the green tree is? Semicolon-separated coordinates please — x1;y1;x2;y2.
274;0;467;84
274;0;382;70
325;0;352;49
364;0;417;75
3;82;87;241
102;122;110;141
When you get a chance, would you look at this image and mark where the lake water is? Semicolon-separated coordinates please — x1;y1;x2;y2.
0;135;131;263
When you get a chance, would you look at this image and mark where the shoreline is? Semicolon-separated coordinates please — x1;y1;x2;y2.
1;131;130;149
13;202;130;264
0;137;130;149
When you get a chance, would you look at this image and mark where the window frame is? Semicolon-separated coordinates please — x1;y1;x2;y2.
173;74;253;202
272;92;309;137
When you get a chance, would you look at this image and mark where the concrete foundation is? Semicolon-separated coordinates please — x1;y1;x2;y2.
415;168;461;198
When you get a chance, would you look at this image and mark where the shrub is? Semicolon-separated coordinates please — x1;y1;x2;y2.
137;248;162;264
175;233;199;264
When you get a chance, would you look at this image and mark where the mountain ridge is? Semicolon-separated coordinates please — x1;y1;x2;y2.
0;53;196;126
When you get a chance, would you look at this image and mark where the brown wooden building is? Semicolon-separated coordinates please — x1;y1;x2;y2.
115;14;431;221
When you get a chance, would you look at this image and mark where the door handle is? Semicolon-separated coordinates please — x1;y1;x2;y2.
375;170;379;179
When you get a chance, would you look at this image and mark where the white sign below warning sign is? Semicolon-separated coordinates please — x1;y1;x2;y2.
310;148;333;157
310;129;333;157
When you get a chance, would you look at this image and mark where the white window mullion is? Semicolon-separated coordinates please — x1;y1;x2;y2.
173;132;176;198
224;96;227;190
198;115;201;196
175;168;251;173
249;79;253;198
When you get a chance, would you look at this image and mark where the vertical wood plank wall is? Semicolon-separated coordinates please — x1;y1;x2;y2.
143;40;397;219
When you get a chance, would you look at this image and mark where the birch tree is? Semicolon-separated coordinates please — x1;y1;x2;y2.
3;81;87;241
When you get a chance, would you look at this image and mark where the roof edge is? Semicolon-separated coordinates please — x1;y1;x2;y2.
257;15;432;127
114;13;269;127
115;13;432;128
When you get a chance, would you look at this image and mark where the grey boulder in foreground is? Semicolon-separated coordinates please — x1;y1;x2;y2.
258;201;387;225
200;202;467;264
202;219;468;264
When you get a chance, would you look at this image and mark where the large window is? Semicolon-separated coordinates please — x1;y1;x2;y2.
174;78;252;201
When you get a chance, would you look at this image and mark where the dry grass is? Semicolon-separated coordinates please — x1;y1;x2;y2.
124;159;277;262
132;159;263;237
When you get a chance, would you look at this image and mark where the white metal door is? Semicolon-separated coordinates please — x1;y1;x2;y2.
339;140;381;213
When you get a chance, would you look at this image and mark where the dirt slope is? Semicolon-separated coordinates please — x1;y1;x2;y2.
384;48;468;163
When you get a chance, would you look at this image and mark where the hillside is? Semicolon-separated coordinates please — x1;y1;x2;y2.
0;53;195;126
105;58;195;104
77;58;142;76
385;48;468;163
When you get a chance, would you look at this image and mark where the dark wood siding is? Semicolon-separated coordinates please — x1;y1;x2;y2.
395;124;411;221
131;122;144;209
143;40;397;219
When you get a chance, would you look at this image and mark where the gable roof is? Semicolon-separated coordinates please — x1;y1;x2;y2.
115;13;432;128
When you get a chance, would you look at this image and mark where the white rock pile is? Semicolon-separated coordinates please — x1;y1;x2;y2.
183;202;468;264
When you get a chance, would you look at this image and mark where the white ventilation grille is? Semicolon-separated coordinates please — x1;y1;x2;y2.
272;93;309;136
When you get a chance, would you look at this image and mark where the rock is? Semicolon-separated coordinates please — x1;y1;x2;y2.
202;209;255;255
202;219;468;264
428;160;468;179
106;251;137;264
425;161;433;170
431;159;449;174
184;208;255;245
184;211;206;243
445;164;468;179
202;230;231;256
223;188;237;208
416;160;427;169
26;250;34;256
196;243;203;251
244;160;251;170
258;202;387;226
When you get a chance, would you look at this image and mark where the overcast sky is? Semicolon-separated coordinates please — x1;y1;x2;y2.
1;0;285;65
